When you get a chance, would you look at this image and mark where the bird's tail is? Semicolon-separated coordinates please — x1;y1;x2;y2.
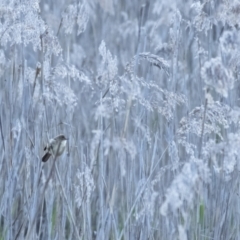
42;152;51;162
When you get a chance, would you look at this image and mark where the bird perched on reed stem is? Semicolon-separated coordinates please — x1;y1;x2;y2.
42;134;67;162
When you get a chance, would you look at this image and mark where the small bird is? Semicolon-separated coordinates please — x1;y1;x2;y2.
42;134;67;162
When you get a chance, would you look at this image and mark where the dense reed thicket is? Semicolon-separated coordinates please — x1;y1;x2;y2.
1;0;240;239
